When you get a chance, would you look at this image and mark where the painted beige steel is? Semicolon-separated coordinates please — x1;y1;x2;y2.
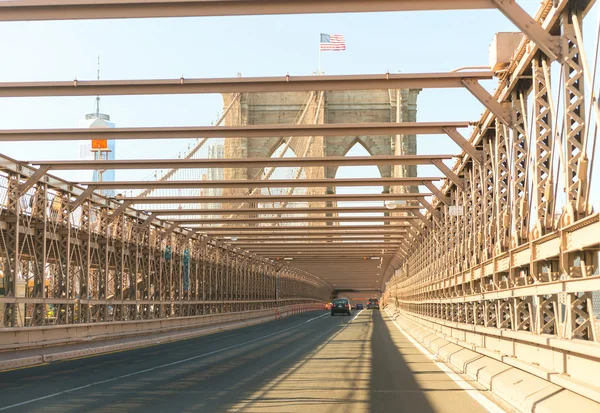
31;155;451;170
123;193;431;205
77;177;439;190
171;216;418;224
146;206;420;216
0;151;331;328
0;122;470;142
0;0;497;22
0;72;493;97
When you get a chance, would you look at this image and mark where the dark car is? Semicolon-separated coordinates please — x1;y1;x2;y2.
355;303;364;310
330;298;351;316
367;298;380;310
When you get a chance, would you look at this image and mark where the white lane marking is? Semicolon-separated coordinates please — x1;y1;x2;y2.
0;312;328;412
385;309;505;413
305;313;328;323
351;309;364;322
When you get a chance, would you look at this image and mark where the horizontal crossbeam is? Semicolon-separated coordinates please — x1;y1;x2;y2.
0;122;470;142
146;205;420;216
239;241;402;246
123;193;429;205
226;236;406;242
194;224;411;233
31;155;452;170
171;216;418;224
0;0;497;22
212;229;409;236
78;177;439;190
0;72;493;97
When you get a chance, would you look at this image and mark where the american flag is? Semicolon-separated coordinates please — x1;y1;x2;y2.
320;33;346;51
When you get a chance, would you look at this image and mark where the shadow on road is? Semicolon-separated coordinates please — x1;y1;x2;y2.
369;310;436;413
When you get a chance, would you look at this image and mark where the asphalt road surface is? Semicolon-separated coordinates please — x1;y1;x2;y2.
0;310;503;412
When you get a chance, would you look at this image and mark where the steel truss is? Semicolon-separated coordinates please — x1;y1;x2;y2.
0;160;330;327
384;0;600;364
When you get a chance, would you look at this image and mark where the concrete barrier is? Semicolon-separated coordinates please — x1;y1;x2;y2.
385;307;600;413
0;303;323;369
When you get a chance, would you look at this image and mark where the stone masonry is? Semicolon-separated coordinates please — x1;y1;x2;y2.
221;89;420;209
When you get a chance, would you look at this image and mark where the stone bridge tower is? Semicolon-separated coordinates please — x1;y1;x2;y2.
221;89;420;202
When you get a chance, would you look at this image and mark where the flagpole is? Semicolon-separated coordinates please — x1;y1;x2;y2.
318;35;322;75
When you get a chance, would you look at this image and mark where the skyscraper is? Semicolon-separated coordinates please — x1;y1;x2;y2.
78;57;116;197
79;111;116;198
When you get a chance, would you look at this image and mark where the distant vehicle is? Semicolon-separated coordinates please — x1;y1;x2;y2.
325;302;332;310
330;298;351;316
355;303;364;310
367;298;380;310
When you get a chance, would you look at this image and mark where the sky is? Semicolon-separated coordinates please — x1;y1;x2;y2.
0;2;598;208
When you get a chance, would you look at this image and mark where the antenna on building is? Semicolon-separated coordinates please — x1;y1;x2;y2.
95;54;101;116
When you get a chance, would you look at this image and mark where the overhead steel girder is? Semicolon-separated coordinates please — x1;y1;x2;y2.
146;205;421;216
211;229;409;236
241;242;402;247
0;72;494;98
0;0;497;22
0;0;560;62
254;246;396;251
489;0;560;61
172;216;419;224
124;193;431;204
211;233;409;239
0;122;470;142
461;79;512;126
17;165;49;195
226;236;406;242
195;224;412;233
31;155;452;170
77;177;439;190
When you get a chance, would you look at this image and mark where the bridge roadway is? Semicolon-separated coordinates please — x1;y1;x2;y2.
0;311;506;413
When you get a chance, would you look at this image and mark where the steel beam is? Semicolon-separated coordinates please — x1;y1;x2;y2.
123;193;430;205
195;225;411;233
146;205;421;216
30;155;452;170
139;212;159;229
0;0;497;22
172;216;418;224
442;128;482;164
461;79;512;126
0;122;470;142
212;229;409;235
17;165;49;195
76;177;439;190
240;242;401;247
0;72;494;97
490;0;560;61
226;236;406;242
251;243;396;249
68;186;97;210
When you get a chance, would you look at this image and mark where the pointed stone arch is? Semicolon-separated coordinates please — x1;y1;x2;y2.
221;89;421;199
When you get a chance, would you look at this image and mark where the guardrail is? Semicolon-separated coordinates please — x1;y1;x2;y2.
390;304;600;405
0;302;324;352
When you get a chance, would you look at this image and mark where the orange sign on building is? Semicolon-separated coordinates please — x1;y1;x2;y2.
91;139;108;149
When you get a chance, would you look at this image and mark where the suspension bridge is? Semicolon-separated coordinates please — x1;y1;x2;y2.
0;0;599;412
